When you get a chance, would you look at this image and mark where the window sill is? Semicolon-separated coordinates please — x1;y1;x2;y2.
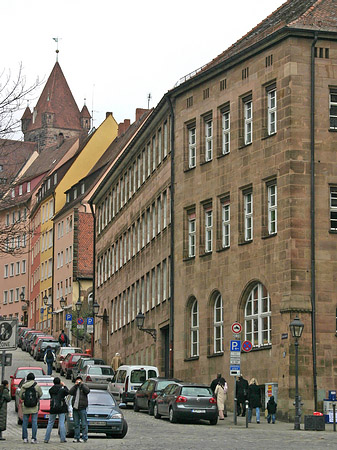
238;240;253;246
207;352;224;358
329;129;337;132
200;159;213;166
184;356;199;362
239;142;252;150
329;230;337;234
261;233;277;240
216;246;230;253
183;256;195;262
183;166;196;173
200;251;212;258
250;344;272;352
217;152;230;160
261;132;277;141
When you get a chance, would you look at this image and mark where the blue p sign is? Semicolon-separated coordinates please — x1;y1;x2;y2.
230;340;241;352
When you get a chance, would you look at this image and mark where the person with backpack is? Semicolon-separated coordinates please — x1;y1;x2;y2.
58;330;69;347
44;345;56;375
0;380;11;440
19;373;43;444
69;376;90;443
44;377;69;443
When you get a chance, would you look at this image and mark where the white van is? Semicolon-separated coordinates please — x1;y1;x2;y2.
107;365;159;404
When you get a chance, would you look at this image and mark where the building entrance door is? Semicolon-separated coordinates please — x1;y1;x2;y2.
161;326;169;377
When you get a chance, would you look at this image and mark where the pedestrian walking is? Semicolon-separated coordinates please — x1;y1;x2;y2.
69;376;90;443
0;380;11;440
236;375;249;416
44;377;69;443
210;373;222;394
19;372;43;444
111;352;122;371
58;330;69;347
267;396;277;424
247;378;262;423
44;345;56;375
214;377;228;420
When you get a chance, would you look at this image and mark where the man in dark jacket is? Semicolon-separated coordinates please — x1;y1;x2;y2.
248;378;262;423
69;376;90;443
58;330;69;347
236;375;249;416
267;396;277;424
210;373;222;394
44;377;69;443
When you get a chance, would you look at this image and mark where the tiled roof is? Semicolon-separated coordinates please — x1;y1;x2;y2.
0;139;37;180
80;105;91;118
191;0;336;75
24;62;83;132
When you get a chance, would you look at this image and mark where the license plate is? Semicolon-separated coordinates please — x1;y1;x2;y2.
44;414;50;418
90;421;105;426
192;409;205;413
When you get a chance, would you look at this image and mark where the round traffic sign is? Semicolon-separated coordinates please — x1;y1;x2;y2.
77;317;84;325
242;340;253;352
231;322;242;334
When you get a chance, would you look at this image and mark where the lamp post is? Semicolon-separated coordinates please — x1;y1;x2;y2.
43;293;52;334
92;299;100;357
290;316;304;430
136;310;157;342
20;291;29;326
75;299;82;347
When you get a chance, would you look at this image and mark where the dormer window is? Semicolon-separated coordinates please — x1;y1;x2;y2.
11;189;15;198
54;173;57;185
66;193;70;203
47;179;50;189
73;188;77;200
19;185;23;196
81;183;85;194
27;182;31;193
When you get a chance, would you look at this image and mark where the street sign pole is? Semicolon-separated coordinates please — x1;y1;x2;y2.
234;375;237;425
1;351;5;383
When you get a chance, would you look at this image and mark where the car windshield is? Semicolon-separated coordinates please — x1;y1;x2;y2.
40;385;52;400
42;343;59;349
61;348;80;355
16;369;44;378
157;380;176;391
89;367;114;375
130;370;146;383
89;391;115;406
72;355;83;362
181;386;213;397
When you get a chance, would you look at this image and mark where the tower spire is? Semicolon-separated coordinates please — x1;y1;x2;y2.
53;37;61;62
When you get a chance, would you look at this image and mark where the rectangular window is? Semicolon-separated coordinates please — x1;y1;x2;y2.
222;201;230;248
205;209;213;252
205;118;213;161
22;259;26;274
27;181;31;193
152;203;156;239
10;263;14;277
330;187;337;230
147;143;151;178
146;208;151;244
151;268;156;308
163;121;168;158
141;213;145;248
244;192;253;241
268;89;277;135
4;265;8;278
152;136;156;171
16;261;20;275
146;272;150;311
222;110;230;155
188;213;196;257
157;264;161;304
163;259;167;301
142;150;146;183
268;183;277;234
3;291;8;305
137;155;141;189
163;191;167;228
157;129;162;165
244;99;253;145
157;197;161;234
141;277;145;312
330;89;337;130
137;219;140;253
188;127;196;168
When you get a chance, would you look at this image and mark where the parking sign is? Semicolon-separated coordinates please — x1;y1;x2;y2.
230;340;241;352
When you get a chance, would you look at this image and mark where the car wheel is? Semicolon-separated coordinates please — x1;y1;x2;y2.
18;417;23;425
154;403;161;419
112;421;128;439
148;401;154;415
133;399;140;412
169;407;177;424
209;417;218;425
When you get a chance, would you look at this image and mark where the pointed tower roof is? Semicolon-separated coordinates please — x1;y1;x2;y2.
26;62;82;132
21;106;32;120
80;104;91;118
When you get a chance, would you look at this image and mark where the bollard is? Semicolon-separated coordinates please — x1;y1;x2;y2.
333;403;336;432
1;351;5;383
246;399;249;428
234;397;237;425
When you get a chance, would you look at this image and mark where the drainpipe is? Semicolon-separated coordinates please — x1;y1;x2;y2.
89;203;96;357
51;192;55;337
167;95;175;378
310;32;318;411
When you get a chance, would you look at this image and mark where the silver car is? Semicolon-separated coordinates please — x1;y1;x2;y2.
81;365;114;389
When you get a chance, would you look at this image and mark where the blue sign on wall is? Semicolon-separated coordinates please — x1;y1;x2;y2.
65;313;72;321
230;340;241;352
87;317;93;325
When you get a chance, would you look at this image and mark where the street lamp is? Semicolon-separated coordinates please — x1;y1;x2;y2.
60;296;66;310
136;310;157;342
290;316;304;430
75;299;82;347
20;290;29;326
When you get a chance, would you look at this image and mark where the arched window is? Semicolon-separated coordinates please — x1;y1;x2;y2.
214;293;223;353
244;283;271;347
191;299;199;357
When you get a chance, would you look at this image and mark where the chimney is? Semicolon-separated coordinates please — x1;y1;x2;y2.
136;108;149;122
118;119;131;137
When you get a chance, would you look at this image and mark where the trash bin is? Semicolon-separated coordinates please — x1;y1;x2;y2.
304;415;325;431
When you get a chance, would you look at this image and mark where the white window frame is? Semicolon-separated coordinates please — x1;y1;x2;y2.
330;89;337;130
188;127;196;168
205;209;213;253
330;187;337;231
214;293;223;353
205;119;213;161
244;192;253;241
188;215;196;257
268;89;277;135
244;283;271;347
268;183;277;234
244;100;253;145
191;299;199;357
222;202;230;248
222;110;230;154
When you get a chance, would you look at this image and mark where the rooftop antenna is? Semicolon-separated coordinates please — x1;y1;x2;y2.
147;93;152;109
52;37;61;62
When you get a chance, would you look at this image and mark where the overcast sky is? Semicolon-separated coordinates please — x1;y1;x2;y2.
2;0;284;133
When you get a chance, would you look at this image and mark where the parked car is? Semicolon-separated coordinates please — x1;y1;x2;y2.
18;327;31;348
34;340;60;361
107;365;159;405
21;330;39;351
81;365;114;389
54;347;82;372
60;353;88;378
30;335;54;356
10;366;45;400
25;332;46;354
71;357;105;382
17;376;55;426
153;382;218;425
65;389;127;438
134;377;180;415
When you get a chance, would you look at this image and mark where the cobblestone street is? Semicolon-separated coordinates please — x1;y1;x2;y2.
1;349;337;450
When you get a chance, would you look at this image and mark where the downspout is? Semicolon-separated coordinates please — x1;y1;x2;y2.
89;203;96;357
51;192;56;337
167;95;175;378
310;32;318;411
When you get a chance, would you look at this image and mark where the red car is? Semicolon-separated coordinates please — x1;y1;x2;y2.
17;377;56;426
60;353;88;379
10;367;45;399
